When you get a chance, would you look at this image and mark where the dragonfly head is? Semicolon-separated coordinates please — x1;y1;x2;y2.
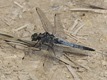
31;33;38;41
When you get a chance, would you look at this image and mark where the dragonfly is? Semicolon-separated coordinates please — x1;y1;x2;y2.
31;7;95;52
0;7;95;71
0;7;95;56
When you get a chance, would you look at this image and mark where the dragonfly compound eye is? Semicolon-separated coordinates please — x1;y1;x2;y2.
31;33;38;41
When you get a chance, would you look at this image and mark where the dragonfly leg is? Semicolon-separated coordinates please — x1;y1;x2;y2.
44;43;56;56
32;40;43;51
33;40;40;47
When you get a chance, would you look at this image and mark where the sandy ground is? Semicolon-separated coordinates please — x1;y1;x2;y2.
0;0;107;80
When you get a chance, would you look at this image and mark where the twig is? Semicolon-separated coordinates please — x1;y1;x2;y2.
89;5;105;9
58;56;75;67
1;18;10;26
14;24;29;32
64;54;90;70
65;30;86;44
55;56;81;80
70;8;107;14
14;1;23;8
70;19;79;31
64;29;79;41
66;65;81;80
73;24;84;35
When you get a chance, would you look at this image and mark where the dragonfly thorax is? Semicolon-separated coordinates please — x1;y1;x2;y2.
31;32;55;44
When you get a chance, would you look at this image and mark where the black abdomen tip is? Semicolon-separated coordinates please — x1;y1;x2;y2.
83;46;95;51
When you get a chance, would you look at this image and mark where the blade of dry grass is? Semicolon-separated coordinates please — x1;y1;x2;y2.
64;54;90;70
70;8;107;14
72;24;84;35
66;65;81;80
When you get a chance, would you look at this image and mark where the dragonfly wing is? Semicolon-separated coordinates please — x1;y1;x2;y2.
0;33;37;47
54;43;94;56
54;13;66;39
36;7;55;34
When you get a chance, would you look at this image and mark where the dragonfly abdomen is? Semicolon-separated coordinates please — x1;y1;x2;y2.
55;39;95;51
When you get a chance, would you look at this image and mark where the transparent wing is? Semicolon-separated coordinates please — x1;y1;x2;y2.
0;33;37;47
36;7;55;34
54;13;66;39
53;43;94;56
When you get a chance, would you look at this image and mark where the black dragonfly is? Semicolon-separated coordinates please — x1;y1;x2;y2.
0;7;95;55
